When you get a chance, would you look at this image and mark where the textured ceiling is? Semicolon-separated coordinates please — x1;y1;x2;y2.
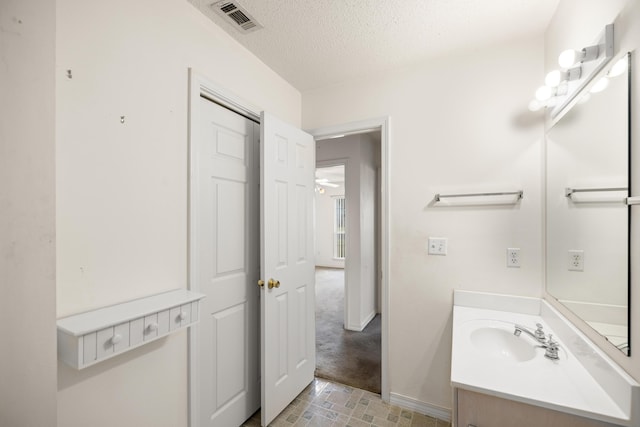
189;0;559;91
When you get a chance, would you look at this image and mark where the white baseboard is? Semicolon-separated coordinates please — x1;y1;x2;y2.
347;310;376;332
389;392;451;422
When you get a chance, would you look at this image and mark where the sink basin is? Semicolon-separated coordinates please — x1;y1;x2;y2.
470;326;537;362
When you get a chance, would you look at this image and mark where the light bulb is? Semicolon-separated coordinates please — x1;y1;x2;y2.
558;49;582;68
535;85;553;101
590;77;609;93
528;100;543;112
546;97;559;108
608;56;628;78
545;70;562;87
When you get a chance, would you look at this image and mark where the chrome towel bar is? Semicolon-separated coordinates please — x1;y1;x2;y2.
565;186;628;197
433;190;523;202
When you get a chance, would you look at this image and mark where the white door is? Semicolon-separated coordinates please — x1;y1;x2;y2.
260;112;316;426
193;98;260;427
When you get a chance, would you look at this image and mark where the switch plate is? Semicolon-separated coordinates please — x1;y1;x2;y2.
507;248;520;268
428;237;448;255
568;250;584;271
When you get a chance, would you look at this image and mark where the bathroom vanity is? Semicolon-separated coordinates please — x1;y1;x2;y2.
456;388;617;427
451;290;640;427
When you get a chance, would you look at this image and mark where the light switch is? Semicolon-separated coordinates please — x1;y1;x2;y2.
428;237;448;255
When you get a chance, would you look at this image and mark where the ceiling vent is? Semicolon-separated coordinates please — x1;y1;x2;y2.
210;1;262;34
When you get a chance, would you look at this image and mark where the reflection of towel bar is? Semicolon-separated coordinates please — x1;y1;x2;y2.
565;187;628;197
434;190;523;202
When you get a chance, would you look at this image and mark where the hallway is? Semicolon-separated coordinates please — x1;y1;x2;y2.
315;268;381;393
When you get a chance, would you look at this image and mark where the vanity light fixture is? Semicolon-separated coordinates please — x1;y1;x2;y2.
529;84;567;110
535;85;568;102
535;85;553;101
584;55;627;98
558;45;600;69
544;67;582;88
527;24;613;119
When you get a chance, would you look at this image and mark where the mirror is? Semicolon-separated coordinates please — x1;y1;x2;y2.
546;52;631;355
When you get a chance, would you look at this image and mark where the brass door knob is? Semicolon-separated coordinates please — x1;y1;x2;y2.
258;279;265;288
268;279;280;289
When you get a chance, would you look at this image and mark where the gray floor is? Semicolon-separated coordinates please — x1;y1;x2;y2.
315;267;381;394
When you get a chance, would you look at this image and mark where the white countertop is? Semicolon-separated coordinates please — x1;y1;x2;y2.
451;290;640;426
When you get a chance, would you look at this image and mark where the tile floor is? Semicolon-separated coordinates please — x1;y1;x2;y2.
242;378;451;427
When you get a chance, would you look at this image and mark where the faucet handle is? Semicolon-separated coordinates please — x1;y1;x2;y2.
534;323;546;341
544;334;560;360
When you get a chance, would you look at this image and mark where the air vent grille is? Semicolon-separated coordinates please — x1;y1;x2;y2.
219;3;236;13
211;1;262;34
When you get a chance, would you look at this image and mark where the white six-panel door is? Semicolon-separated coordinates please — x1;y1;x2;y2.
260;112;316;426
193;98;260;427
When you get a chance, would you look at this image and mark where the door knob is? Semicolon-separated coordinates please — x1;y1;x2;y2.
268;279;280;289
258;279;265;288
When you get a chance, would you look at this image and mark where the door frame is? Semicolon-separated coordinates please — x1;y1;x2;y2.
308;118;391;402
187;69;261;427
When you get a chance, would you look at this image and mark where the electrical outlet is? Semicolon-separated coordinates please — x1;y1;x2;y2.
507;248;520;268
568;250;584;271
428;237;447;255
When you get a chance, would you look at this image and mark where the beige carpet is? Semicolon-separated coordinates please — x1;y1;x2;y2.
315;267;381;393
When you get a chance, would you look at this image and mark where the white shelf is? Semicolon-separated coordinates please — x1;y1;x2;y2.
57;289;205;369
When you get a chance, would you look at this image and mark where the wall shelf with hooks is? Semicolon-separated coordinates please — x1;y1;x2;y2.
57;289;205;369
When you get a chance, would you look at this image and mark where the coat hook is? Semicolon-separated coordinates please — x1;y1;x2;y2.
120;116;125;124
66;69;72;79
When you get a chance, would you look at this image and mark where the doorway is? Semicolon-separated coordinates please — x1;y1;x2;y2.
313;132;383;394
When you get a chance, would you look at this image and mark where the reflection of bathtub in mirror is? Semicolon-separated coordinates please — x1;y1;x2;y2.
545;52;631;355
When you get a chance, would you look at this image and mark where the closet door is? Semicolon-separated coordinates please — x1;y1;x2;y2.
193;98;260;427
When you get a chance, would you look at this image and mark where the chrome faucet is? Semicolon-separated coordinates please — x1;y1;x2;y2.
514;323;547;343
514;323;560;360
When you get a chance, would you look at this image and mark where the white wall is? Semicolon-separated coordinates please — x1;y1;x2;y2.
315;178;345;268
56;0;301;426
357;135;379;323
317;134;379;330
304;36;545;411
0;0;58;425
544;0;640;382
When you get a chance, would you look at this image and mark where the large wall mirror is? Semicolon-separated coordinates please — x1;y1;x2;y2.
546;52;631;355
